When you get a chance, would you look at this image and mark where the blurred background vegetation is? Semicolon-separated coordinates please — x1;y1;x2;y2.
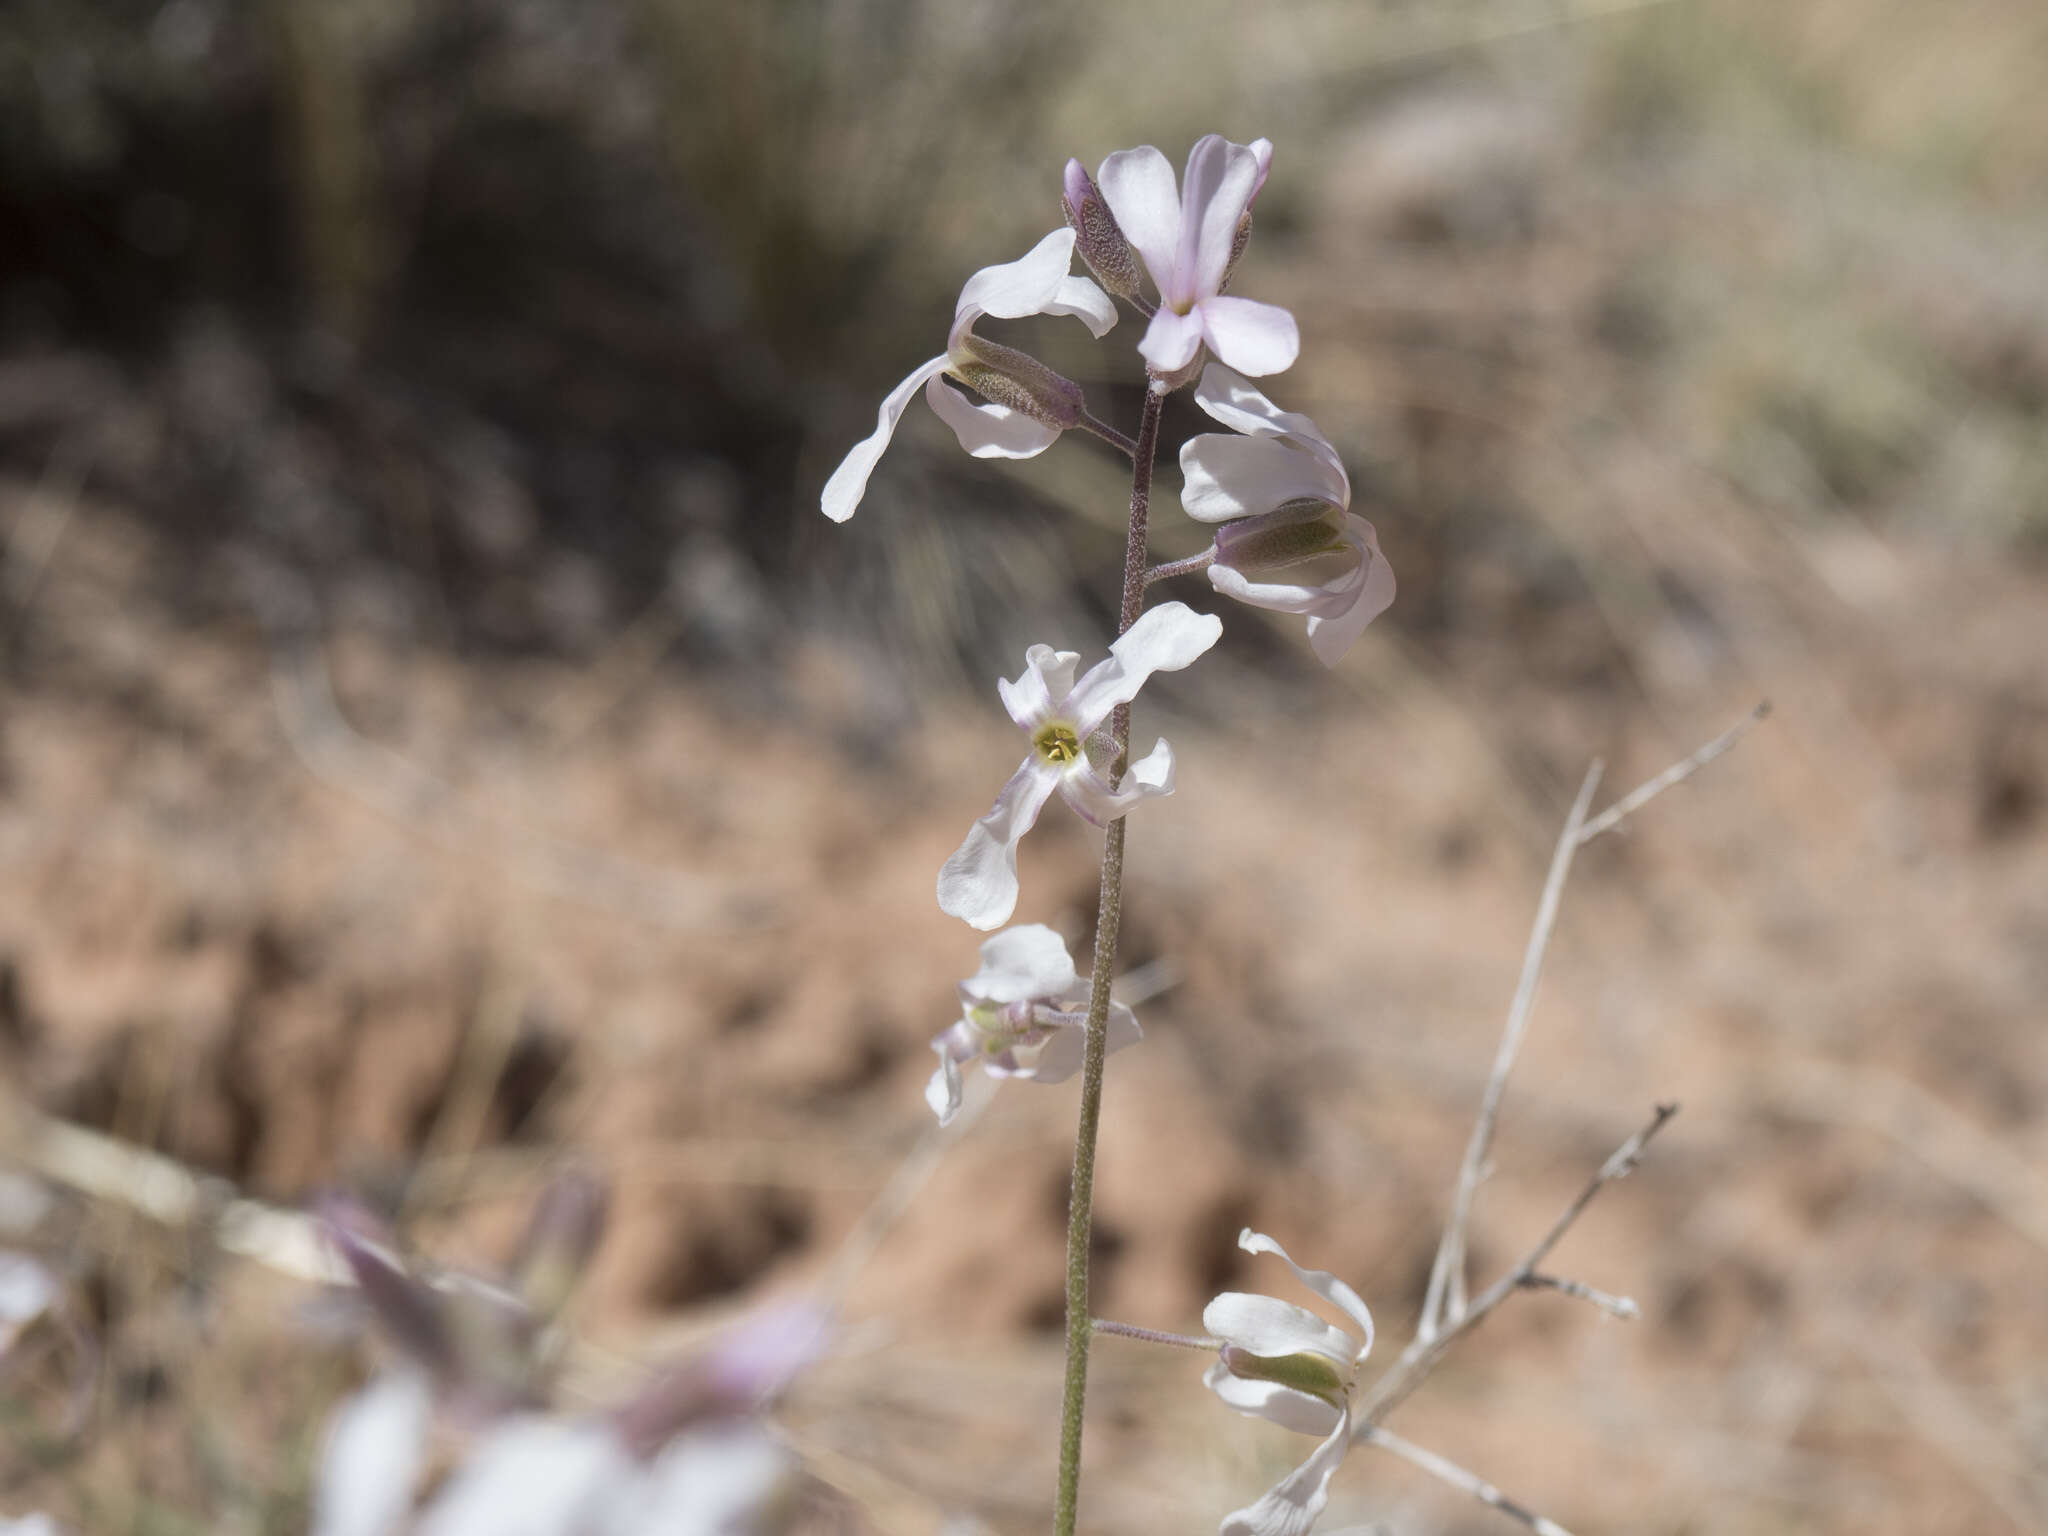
2;1;2046;1531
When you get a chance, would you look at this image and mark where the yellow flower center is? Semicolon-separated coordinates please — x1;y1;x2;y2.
1034;722;1082;765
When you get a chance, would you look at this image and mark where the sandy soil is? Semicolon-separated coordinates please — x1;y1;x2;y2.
2;477;2044;1533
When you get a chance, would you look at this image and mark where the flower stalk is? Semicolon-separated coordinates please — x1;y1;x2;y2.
1054;377;1166;1536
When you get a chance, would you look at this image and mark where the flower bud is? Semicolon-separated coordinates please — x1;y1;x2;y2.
1213;502;1349;573
1061;158;1142;301
949;332;1090;430
1218;1342;1349;1406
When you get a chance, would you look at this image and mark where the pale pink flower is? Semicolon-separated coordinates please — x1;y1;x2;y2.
820;230;1116;523
925;924;1141;1125
1179;365;1394;666
937;601;1222;930
1097;136;1297;377
1203;1230;1375;1536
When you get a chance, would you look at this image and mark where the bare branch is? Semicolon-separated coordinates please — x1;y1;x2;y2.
1358;1424;1579;1536
1521;1271;1641;1321
1420;761;1603;1340
1576;702;1770;845
1357;1102;1678;1430
1417;703;1767;1343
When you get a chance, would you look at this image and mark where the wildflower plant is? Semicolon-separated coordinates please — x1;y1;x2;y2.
824;130;1762;1534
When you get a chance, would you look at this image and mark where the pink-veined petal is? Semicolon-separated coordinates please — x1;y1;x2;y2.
1137;305;1206;374
952;228;1081;332
966;923;1081;1003
937;759;1062;930
1218;1407;1353;1536
1238;1230;1374;1358
1179;433;1346;523
1062;601;1223;732
1202;1360;1345;1438
924;375;1061;460
1303;520;1394;667
1203;1293;1360;1369
312;1372;433;1536
1198;295;1300;378
1097;145;1182;299
997;645;1082;731
1177;135;1263;302
1056;738;1176;827
820;356;950;522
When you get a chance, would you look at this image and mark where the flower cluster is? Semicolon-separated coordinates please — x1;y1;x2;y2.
821;132;1400;1535
825;132;1395;945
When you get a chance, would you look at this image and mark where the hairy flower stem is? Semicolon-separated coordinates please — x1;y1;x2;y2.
1054;379;1166;1536
1143;548;1217;587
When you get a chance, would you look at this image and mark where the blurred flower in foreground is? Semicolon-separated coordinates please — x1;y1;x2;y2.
0;1252;57;1361
1203;1230;1375;1536
1097;135;1297;377
926;924;1141;1125
821;229;1116;522
938;601;1222;930
1179;366;1393;666
312;1180;828;1536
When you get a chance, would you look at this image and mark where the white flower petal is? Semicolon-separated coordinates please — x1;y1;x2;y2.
820;355;950;522
937;759;1062;930
1303;521;1394;667
312;1372;434;1536
925;1052;964;1125
1198;296;1300;378
1246;138;1275;202
1218;1407;1353;1536
1239;1230;1375;1357
417;1419;630;1536
952;228;1080;330
605;1424;797;1536
1179;432;1346;523
1203;1293;1360;1369
1047;275;1119;339
1176;135;1263;303
1056;738;1177;826
1019;1000;1141;1086
1192;365;1336;460
1096;145;1182;299
0;1253;55;1329
966;923;1081;1004
1203;1360;1345;1438
997;646;1082;731
1137;304;1206;374
1062;601;1223;732
923;375;1061;460
1208;561;1327;617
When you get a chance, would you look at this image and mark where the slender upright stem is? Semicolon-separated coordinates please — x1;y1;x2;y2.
1053;378;1166;1536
